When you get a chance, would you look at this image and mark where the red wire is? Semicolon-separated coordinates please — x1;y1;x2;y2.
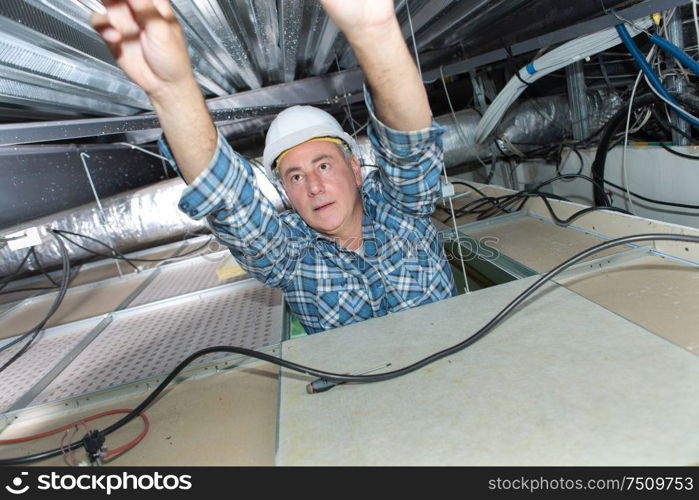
0;408;149;459
103;412;149;458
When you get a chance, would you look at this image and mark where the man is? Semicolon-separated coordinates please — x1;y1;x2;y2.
92;0;456;333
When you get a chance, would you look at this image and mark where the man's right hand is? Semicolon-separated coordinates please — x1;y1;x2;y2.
92;0;217;183
91;0;195;102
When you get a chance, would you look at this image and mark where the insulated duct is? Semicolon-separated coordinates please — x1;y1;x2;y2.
441;90;623;165
0;160;284;278
0;90;622;278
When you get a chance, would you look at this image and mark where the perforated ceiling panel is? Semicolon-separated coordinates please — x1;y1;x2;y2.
129;252;246;307
31;281;282;406
0;321;97;412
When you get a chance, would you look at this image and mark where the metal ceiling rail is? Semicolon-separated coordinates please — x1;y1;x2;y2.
0;69;364;146
422;0;688;82
173;0;259;92
416;0;531;51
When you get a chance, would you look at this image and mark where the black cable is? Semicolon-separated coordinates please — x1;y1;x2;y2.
444;193;521;223
533;192;631;225
475;193;524;220
52;230;139;271
3;233;698;465
54;229;213;264
592;90;699;206
0;231;71;369
659;143;699;161
604;179;699;210
532;174;609;201
447;181;520;217
556;146;585;177
591;93;659;206
474;191;630;225
444;174;615;223
0;248;33;292
649;105;696;144
30;247;60;287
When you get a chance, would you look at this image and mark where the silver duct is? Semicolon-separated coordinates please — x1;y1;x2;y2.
0;90;621;278
441;90;623;165
0;160;283;278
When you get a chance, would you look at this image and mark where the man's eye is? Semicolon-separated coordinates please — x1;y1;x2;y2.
319;163;331;171
290;174;302;183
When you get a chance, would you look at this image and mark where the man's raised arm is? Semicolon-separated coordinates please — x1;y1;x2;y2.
91;0;216;184
320;0;431;131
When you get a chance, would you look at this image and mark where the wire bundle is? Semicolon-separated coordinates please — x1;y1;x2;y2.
616;23;699;128
474;17;653;143
439;175;631;226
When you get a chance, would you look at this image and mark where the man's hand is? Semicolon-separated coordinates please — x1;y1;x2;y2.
320;0;431;131
91;0;194;101
92;0;217;183
319;0;397;41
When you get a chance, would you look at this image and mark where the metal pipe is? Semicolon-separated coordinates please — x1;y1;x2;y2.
666;11;691;146
566;61;591;141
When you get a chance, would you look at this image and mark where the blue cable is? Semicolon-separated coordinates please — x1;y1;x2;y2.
615;23;699;128
649;33;699;76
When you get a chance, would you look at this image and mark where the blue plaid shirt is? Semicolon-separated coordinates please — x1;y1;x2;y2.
161;92;456;333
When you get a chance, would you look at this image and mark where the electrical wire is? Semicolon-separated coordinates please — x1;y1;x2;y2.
31;247;60;288
2;233;697;465
0;230;71;371
617;23;699;128
444;174;617;224
603;179;699;209
0;248;33;292
659;143;699;160
54;229;213;264
404;0;422;83
592;93;699;210
438;65;470;292
474;17;653;143
0;409;149;463
53;230;139;271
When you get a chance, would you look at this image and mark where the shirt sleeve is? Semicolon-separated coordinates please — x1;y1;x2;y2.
159;130;300;288
364;87;448;217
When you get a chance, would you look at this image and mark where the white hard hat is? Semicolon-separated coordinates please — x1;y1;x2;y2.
262;105;358;179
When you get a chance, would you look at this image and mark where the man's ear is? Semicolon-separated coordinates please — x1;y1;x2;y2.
350;155;362;187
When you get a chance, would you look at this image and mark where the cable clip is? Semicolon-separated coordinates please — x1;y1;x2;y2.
306;363;391;394
441;181;456;199
82;430;105;465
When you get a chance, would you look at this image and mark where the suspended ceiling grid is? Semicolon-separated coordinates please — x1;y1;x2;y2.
0;235;214;316
0;0;643;125
0;237;284;420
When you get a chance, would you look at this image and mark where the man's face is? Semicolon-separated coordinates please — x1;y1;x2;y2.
277;140;363;238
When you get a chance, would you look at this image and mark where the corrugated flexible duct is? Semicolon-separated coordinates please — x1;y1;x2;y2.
0;90;622;277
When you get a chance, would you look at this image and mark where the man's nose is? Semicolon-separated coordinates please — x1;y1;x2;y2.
307;172;324;196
